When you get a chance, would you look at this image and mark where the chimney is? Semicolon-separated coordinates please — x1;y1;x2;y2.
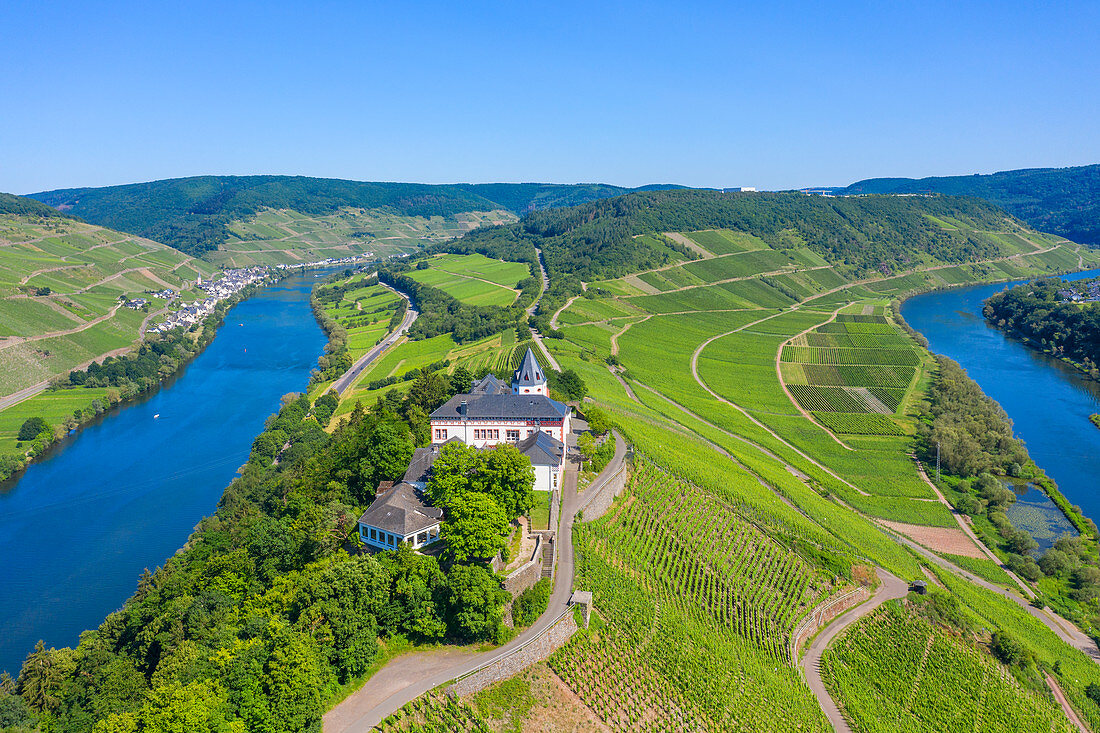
459;400;468;416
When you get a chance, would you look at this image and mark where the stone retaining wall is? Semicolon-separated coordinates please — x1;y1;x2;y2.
447;611;579;697
501;535;547;624
790;586;870;664
578;460;628;520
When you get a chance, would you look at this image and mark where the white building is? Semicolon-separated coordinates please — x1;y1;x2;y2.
428;348;570;491
356;482;442;550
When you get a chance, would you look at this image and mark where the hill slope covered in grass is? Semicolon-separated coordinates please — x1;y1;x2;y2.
842;163;1100;245
28;177;680;258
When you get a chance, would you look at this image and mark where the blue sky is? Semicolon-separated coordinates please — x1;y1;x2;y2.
2;1;1098;193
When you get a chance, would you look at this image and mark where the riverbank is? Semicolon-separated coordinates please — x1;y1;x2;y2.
0;273;282;485
0;269;332;675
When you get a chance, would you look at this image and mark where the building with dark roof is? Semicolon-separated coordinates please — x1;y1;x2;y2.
427;348;571;491
357;482;442;550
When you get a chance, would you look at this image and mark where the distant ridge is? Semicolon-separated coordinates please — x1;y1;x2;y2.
0;191;75;219
29;176;686;256
841;163;1100;244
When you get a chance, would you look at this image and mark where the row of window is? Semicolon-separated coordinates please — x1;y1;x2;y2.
364;526;436;547
474;429;500;440
433;428;543;441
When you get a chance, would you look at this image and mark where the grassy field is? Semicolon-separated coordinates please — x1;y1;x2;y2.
211;207;517;268
407;253;530;307
0;388;111;455
0;215;218;396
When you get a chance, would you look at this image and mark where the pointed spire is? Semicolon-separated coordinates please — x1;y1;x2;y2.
512;347;545;387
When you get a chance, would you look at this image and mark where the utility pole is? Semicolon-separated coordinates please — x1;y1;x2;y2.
936;441;941;483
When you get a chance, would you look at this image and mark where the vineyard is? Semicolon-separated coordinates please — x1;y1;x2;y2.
821;601;1075;733
376;692;491;732
549;460;837;731
780;309;924;435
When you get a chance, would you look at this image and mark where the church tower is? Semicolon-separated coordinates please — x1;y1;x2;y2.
512;347;548;396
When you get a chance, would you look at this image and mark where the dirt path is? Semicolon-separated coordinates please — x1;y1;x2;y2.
1047;674;1090;733
609;316;649;357
550;295;580;329
773;306;854;450
911;456;1036;598
18;263;89;285
0;304;123;351
801;569;909;733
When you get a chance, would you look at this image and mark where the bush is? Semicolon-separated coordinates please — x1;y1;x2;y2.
511;579;551;627
991;630;1028;667
17;416;49;442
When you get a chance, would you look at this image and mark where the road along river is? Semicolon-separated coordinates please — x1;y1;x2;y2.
0;268;336;676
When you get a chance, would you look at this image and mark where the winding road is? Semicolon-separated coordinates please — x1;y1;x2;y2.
801;569;909;733
527;247;562;371
324;432;628;732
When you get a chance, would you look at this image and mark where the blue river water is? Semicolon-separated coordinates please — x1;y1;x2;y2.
0;269;331;675
901;269;1100;530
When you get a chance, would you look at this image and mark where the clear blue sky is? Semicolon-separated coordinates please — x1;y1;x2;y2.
2;0;1099;194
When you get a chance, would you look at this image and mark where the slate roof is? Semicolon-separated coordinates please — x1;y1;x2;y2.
402;438;462;485
518;430;565;466
513;348;545;387
470;373;508;395
430;392;568;421
358;482;443;536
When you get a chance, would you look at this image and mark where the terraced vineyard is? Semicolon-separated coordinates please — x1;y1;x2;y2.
821;602;1076;732
549;461;837;731
377;692;490;732
407;253;530;306
781;313;924;436
0;214;217;395
213;207;516;267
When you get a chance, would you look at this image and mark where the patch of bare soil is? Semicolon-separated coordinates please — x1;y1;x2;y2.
502;664;608;733
878;519;986;558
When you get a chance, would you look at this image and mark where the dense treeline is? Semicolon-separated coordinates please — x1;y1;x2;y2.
27;178;674;256
844;163;1100;244
983;277;1100;378
379;269;526;344
918;356;1100;615
1;380;518;731
0;192;74;219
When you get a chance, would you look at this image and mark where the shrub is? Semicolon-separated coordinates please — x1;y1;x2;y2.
511;579;551;627
17;416;49;442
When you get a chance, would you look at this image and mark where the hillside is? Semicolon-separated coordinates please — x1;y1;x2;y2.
28;177;679;260
0;202;217;398
842;164;1100;245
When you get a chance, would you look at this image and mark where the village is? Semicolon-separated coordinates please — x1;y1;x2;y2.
1057;280;1100;302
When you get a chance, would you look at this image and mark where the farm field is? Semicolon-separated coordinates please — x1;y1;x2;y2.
212;207;517;267
0;387;111;455
407;253;530;306
0;214;219;396
821;601;1075;733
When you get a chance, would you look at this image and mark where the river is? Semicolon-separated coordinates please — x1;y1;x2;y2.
0;269;332;676
901;269;1100;533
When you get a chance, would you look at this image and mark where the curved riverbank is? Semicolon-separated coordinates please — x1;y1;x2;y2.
900;268;1100;524
0;269;332;676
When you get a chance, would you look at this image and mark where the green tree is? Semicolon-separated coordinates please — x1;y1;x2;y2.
443;493;509;562
136;679;240;733
17;416;49;442
18;641;75;715
451;365;473;394
446;564;508;641
427;442;481;508
477;444;535;520
361;422;413;490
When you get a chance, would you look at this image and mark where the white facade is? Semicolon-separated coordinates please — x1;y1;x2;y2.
358;522;439;550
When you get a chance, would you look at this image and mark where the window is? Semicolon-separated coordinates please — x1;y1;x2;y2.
553;473;558;488
506;429;519;441
492;430;499;440
417;532;427;544
369;527;377;540
434;429;446;441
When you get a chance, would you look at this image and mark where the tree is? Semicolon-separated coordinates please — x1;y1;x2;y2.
135;679;240;733
1004;528;1038;556
427;442;481;508
990;631;1027;667
446;564;508;641
551;369;587;401
451;365;473;394
18;641;75;715
17;416;49;442
312;391;339;426
0;689;34;730
476;444;535;519
442;493;509;562
361;422;413;491
1039;549;1073;577
1087;682;1100;707
584;406;611;436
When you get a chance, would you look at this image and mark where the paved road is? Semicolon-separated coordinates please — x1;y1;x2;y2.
323;431;628;731
526;248;562;371
331;285;416;395
801;569;908;732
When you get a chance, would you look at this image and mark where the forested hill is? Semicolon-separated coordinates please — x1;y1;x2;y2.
445;188;1025;282
28;177;677;256
0;191;75;219
842;163;1100;245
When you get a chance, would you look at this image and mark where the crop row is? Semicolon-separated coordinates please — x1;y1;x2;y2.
811;412;905;436
835;314;889;324
818;321;898;335
821;602;1075;733
782;345;920;367
377;692;491;732
804;332;913;349
790;384;872;413
801;364;916;388
868;387;906;411
554;461;833;731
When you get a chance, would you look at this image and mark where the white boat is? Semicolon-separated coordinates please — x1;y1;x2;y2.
153;414;160;419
